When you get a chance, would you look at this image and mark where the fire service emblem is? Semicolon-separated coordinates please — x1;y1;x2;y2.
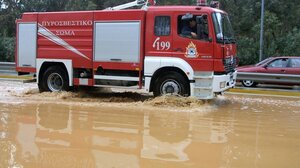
185;42;199;58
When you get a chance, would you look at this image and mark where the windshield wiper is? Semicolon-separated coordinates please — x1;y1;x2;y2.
222;37;233;44
229;38;236;44
216;37;236;44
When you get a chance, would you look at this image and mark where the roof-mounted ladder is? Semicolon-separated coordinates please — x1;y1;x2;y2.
105;0;155;10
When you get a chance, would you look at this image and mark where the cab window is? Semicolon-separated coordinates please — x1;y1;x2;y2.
154;16;170;36
177;13;209;41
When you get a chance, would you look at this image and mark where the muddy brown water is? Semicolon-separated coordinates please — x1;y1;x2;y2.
0;81;300;168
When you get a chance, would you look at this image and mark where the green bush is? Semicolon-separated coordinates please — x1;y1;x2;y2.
237;36;259;66
0;37;15;62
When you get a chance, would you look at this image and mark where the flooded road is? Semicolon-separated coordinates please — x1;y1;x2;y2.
0;81;300;168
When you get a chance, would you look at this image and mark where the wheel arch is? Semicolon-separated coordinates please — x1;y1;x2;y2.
144;57;194;93
37;59;73;86
149;66;190;92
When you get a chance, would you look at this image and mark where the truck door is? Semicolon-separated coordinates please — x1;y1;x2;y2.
145;12;173;57
172;13;214;71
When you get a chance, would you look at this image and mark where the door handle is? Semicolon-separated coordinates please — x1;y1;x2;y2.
110;59;122;61
281;69;286;72
174;48;183;52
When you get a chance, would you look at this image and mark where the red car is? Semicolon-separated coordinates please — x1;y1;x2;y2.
237;56;300;87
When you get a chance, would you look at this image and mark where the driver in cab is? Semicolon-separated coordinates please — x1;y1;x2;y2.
181;14;197;38
181;13;209;40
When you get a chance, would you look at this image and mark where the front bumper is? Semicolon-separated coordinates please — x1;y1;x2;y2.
190;71;237;99
212;71;237;92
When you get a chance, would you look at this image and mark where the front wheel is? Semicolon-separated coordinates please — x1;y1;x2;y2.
39;66;70;92
153;72;190;97
242;80;258;87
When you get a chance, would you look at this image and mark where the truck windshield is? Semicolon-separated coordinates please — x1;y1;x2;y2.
212;12;235;44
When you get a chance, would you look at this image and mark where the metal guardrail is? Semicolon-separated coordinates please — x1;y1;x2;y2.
237;72;300;84
0;62;16;74
1;62;299;85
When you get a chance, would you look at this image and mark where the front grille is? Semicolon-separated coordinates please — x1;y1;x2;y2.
223;56;237;73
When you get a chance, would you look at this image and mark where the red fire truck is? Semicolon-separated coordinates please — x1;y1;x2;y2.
15;0;237;99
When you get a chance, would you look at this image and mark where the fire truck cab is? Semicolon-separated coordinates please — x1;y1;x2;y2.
15;1;237;99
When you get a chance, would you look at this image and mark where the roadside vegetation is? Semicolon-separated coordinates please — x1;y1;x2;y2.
0;0;299;65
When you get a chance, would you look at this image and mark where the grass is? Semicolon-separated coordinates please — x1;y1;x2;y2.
229;88;300;97
0;75;33;80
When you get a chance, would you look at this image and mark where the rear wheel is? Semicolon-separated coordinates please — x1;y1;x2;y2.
153;71;190;97
242;80;258;87
39;66;69;92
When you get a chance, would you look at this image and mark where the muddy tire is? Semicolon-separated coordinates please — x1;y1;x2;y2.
242;80;258;87
153;71;190;97
39;66;69;92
